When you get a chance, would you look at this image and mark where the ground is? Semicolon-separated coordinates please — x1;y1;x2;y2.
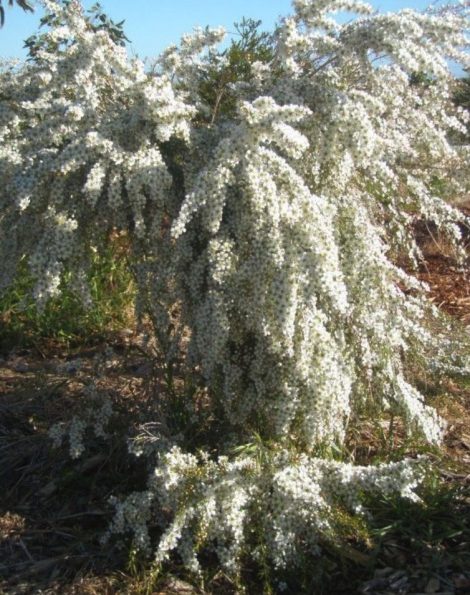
0;221;469;595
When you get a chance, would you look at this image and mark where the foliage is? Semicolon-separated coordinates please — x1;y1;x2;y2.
1;0;470;584
0;0;33;28
0;234;135;352
23;1;129;60
197;18;276;122
454;68;470;141
455;69;470;111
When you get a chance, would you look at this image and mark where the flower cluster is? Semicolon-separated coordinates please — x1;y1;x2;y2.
1;0;194;305
109;446;425;573
48;382;113;459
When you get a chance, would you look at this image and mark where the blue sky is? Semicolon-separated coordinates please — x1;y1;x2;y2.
0;0;446;62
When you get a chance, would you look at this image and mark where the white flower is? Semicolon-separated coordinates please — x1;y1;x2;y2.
2;0;469;578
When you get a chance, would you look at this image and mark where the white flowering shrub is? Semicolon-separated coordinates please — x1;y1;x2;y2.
1;0;470;582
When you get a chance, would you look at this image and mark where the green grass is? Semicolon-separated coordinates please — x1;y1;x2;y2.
0;239;135;354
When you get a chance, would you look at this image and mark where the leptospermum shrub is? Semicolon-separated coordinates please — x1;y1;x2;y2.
2;0;470;579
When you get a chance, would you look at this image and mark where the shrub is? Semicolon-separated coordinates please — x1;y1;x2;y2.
1;0;469;583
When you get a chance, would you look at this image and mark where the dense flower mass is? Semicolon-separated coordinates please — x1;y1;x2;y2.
104;445;425;573
1;0;469;578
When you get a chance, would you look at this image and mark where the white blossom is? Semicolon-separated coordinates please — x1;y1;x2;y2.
2;0;469;578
